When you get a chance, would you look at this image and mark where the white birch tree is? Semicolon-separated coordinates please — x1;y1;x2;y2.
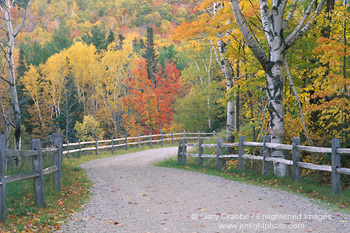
0;0;32;149
230;0;326;176
204;2;238;143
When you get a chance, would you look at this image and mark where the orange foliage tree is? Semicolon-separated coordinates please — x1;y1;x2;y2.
123;59;181;135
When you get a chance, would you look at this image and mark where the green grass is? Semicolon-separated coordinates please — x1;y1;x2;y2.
154;156;350;214
7;137;347;231
0;142;175;232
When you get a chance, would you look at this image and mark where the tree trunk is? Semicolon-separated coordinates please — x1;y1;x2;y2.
211;2;238;144
265;52;287;177
4;5;21;150
230;0;326;177
226;71;237;143
2;0;32;149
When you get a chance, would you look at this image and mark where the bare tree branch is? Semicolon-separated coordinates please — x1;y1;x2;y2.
0;75;10;84
285;0;326;48
0;111;15;128
13;0;32;37
230;0;269;69
259;0;273;40
282;0;300;31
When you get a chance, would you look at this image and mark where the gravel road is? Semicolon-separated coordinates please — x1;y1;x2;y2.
59;147;350;233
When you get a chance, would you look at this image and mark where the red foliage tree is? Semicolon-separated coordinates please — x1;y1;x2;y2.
123;59;181;134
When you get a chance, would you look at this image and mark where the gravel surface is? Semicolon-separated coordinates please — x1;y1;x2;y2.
58;147;350;233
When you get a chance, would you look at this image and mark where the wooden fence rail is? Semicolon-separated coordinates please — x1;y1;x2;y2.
0;134;63;223
62;131;216;156
177;135;350;195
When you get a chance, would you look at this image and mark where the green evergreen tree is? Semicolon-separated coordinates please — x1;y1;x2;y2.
139;38;145;49
142;26;158;85
82;25;108;52
55;73;83;143
132;37;140;53
16;46;32;132
118;34;125;50
107;29;115;47
49;21;73;54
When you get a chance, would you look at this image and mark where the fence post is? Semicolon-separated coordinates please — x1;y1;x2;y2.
238;136;245;172
137;134;140;148
331;139;341;194
0;135;7;223
149;133;152;148
171;131;174;145
67;140;70;159
213;130;216;137
161;133;163;147
125;134;128;150
95;137;98;155
198;138;203;166
53;134;63;191
177;140;183;164
198;131;200;141
182;139;187;165
292;137;300;182
262;135;270;176
31;139;45;209
111;137;114;154
216;138;223;170
78;139;81;158
183;130;186;140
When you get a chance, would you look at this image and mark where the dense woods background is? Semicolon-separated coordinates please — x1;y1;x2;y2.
0;0;350;178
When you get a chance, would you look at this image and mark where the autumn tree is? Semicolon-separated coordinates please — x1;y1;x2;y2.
123;59;181;134
97;42;135;137
74;115;103;141
173;45;225;132
173;1;242;146
230;0;327;176
0;0;32;149
22;65;54;138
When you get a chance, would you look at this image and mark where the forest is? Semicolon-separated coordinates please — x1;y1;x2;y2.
0;0;349;175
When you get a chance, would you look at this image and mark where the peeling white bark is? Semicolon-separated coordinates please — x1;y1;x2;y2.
1;0;32;149
212;2;237;143
230;0;326;176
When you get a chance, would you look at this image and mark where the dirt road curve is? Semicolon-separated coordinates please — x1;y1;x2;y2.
58;147;350;233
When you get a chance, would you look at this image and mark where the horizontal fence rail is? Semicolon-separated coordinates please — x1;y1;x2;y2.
62;131;216;156
0;131;214;222
177;135;350;195
0;134;63;223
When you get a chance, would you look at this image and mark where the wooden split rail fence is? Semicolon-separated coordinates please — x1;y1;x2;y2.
63;131;216;156
0;131;213;222
0;134;63;223
177;135;350;195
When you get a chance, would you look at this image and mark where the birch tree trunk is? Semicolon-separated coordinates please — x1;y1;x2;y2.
230;0;326;176
213;2;237;144
1;0;32;150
